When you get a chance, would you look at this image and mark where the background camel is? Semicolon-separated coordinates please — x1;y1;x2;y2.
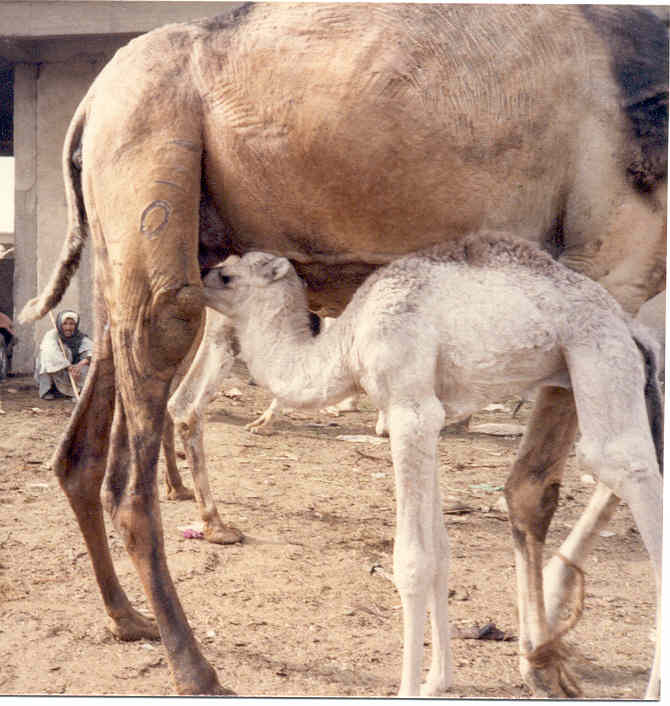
19;4;666;697
201;235;663;698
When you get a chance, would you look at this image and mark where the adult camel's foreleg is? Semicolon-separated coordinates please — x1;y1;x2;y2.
168;308;242;544
504;386;579;698
162;315;206;502
54;295;159;640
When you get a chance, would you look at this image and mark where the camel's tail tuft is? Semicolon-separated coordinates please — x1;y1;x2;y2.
18;101;88;324
19;226;87;323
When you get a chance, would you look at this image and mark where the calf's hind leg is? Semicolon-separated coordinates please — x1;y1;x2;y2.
566;341;662;699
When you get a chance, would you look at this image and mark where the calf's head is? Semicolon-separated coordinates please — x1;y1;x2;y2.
202;252;299;321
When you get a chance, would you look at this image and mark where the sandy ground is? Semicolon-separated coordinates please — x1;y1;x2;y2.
0;365;657;698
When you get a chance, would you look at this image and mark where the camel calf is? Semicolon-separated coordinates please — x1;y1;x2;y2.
202;232;662;699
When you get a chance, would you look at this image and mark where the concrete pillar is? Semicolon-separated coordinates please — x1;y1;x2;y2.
33;52;100;350
12;63;38;373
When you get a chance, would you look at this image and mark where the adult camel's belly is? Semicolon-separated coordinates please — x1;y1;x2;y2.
195;6;585;266
190;3;665;313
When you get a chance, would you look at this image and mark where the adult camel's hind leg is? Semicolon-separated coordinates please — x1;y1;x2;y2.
85;124;229;692
54;284;159;641
504;386;579;697
105;293;226;694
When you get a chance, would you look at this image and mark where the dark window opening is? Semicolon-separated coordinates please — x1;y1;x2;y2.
0;65;14;157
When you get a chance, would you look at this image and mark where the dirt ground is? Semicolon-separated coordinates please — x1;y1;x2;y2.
0;364;657;698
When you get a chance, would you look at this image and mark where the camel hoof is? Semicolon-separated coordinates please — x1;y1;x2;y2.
523;669;560;699
178;681;236;696
523;664;581;699
108;611;160;641
420;674;451;697
204;523;243;545
176;666;235;695
167;485;196;502
522;638;581;699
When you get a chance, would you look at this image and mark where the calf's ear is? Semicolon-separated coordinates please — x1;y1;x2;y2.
260;256;292;282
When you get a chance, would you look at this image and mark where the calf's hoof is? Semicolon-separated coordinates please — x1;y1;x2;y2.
420;673;451;697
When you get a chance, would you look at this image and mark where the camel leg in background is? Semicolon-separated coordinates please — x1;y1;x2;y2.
504;387;580;697
162;413;196;501
167;308;242;544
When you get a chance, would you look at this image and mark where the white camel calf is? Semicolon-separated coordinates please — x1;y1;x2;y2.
202;233;662;699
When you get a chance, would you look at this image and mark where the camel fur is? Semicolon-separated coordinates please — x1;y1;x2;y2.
18;4;666;696
203;233;663;698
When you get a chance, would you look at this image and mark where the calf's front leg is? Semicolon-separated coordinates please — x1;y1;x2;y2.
387;395;447;696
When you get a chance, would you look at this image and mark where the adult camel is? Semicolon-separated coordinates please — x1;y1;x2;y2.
19;4;667;697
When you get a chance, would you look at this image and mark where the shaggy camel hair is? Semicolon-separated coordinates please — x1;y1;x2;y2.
202;233;663;698
19;4;666;697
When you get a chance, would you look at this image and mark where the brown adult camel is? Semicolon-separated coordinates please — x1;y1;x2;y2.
19;4;667;697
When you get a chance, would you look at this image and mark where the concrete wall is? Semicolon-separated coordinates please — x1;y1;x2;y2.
2;2;240;37
13;38;120;372
13;62;39;372
7;2;240;373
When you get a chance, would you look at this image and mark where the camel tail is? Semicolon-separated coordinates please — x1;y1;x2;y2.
629;320;664;474
18;101;88;324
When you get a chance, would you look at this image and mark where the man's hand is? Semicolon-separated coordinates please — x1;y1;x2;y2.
68;359;89;383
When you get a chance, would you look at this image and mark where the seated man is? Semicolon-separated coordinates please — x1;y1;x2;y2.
0;311;15;381
35;310;93;399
